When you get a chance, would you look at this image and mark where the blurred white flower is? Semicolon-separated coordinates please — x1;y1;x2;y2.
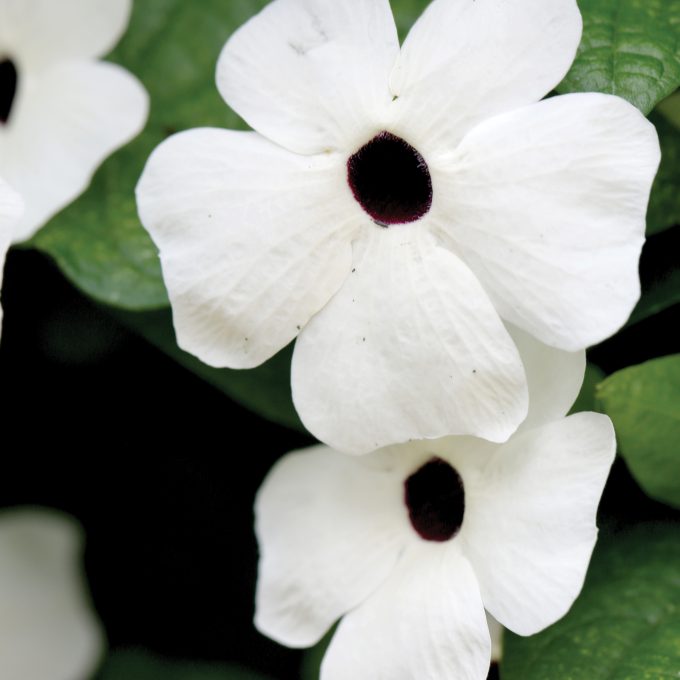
0;177;21;330
0;0;148;242
0;507;104;680
253;340;614;680
137;0;659;454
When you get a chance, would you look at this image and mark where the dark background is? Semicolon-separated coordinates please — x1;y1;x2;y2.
1;226;678;679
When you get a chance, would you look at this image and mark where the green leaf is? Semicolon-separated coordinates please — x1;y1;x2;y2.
559;0;680;114
300;627;335;680
98;649;271;680
646;111;680;236
596;355;680;508
31;0;270;310
115;308;304;433
569;362;606;414
628;265;680;326
503;523;680;680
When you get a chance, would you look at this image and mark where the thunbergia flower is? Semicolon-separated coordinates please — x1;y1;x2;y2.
0;0;148;242
253;341;615;680
0;508;104;680
137;0;659;454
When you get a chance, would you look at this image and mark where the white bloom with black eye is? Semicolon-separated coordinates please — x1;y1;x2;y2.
0;508;104;680
0;0;149;242
137;0;659;455
253;342;615;680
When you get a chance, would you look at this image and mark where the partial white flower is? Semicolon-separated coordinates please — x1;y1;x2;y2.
137;0;659;454
0;0;149;242
254;342;615;679
0;507;104;680
0;177;21;329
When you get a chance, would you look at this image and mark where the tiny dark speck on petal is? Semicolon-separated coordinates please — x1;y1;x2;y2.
472;369;477;374
362;337;366;342
296;325;301;330
352;268;356;273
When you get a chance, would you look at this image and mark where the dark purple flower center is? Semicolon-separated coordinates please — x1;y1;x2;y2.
0;58;18;124
347;131;432;227
404;457;465;542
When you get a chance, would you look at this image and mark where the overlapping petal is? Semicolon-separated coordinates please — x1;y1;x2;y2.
507;324;585;431
216;0;399;154
0;0;131;68
0;509;104;680
255;445;408;647
1;61;148;242
137;129;360;368
292;225;528;454
432;93;660;350
389;0;582;156
322;544;491;680
460;412;616;635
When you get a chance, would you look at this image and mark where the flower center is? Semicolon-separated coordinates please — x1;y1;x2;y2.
404;457;465;542
0;58;18;125
347;131;432;227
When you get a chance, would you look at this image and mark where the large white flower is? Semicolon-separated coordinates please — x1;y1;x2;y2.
253;342;615;680
137;0;659;454
0;508;104;680
0;0;149;242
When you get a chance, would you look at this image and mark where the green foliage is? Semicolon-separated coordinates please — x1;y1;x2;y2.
97;649;271;680
597;355;680;508
31;0;269;310
559;0;680;114
115;308;304;433
503;523;680;680
647;112;680;236
628;262;680;327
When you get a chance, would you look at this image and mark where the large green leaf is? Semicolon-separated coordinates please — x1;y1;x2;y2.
503;523;680;680
97;649;271;680
31;0;269;310
115;308;304;433
596;355;680;508
646;112;680;236
559;0;680;114
627;266;680;326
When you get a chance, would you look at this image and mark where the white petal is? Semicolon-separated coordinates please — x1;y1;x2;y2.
487;613;504;663
1;60;148;242
293;226;528;454
508;323;585;431
460;413;616;636
433;93;660;350
254;444;408;647
216;0;399;154
137;129;360;369
322;544;491;680
0;508;104;680
388;0;582;155
0;0;131;68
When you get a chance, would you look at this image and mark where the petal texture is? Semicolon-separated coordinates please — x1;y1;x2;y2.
137;129;359;369
1;61;148;242
507;324;585;431
217;0;399;154
292;226;528;454
255;445;408;647
322;544;491;680
389;0;582;155
460;412;616;636
434;93;660;350
0;0;132;68
0;508;104;680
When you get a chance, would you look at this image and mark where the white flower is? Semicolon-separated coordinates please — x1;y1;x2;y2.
0;508;104;680
253;340;615;680
0;177;21;328
0;0;149;242
137;0;659;454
